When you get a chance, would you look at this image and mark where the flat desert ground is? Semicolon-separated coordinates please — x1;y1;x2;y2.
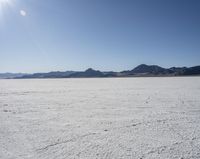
0;77;200;159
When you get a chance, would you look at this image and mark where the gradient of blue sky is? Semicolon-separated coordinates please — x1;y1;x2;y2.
0;0;200;73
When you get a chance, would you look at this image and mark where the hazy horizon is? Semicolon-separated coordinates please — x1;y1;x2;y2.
1;0;200;73
0;63;200;74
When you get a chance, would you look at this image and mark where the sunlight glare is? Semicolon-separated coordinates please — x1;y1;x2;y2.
0;0;12;12
0;0;11;6
0;0;13;21
0;0;13;11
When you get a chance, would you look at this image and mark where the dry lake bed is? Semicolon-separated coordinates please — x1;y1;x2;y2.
0;77;200;159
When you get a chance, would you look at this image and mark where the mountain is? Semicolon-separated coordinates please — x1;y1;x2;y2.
0;73;27;79
168;66;200;76
169;67;187;75
131;64;172;74
102;71;118;77
18;71;75;79
7;64;200;79
132;64;164;73
121;64;173;76
69;68;104;77
183;66;200;75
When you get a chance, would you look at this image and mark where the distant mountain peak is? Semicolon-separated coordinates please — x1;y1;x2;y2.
137;64;148;67
131;64;166;74
85;68;96;72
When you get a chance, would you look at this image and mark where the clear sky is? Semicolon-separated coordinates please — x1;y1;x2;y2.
0;0;200;73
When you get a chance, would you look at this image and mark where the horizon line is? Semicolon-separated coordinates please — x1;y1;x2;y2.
0;64;199;74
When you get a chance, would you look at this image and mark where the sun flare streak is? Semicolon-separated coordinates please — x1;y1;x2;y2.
0;0;13;21
0;0;11;6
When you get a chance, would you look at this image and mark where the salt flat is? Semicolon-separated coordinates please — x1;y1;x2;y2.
0;77;200;159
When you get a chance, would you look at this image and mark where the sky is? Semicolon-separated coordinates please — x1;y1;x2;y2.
0;0;200;73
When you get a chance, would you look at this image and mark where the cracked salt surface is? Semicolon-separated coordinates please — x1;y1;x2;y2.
0;77;200;159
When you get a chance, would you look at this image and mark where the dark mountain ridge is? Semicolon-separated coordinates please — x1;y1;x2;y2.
0;73;27;79
1;64;199;79
20;71;75;79
130;64;173;75
68;68;104;78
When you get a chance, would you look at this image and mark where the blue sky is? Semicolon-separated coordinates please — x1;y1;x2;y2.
0;0;200;73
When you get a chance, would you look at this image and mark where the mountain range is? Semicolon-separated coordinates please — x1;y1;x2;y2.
0;73;28;79
0;64;200;79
